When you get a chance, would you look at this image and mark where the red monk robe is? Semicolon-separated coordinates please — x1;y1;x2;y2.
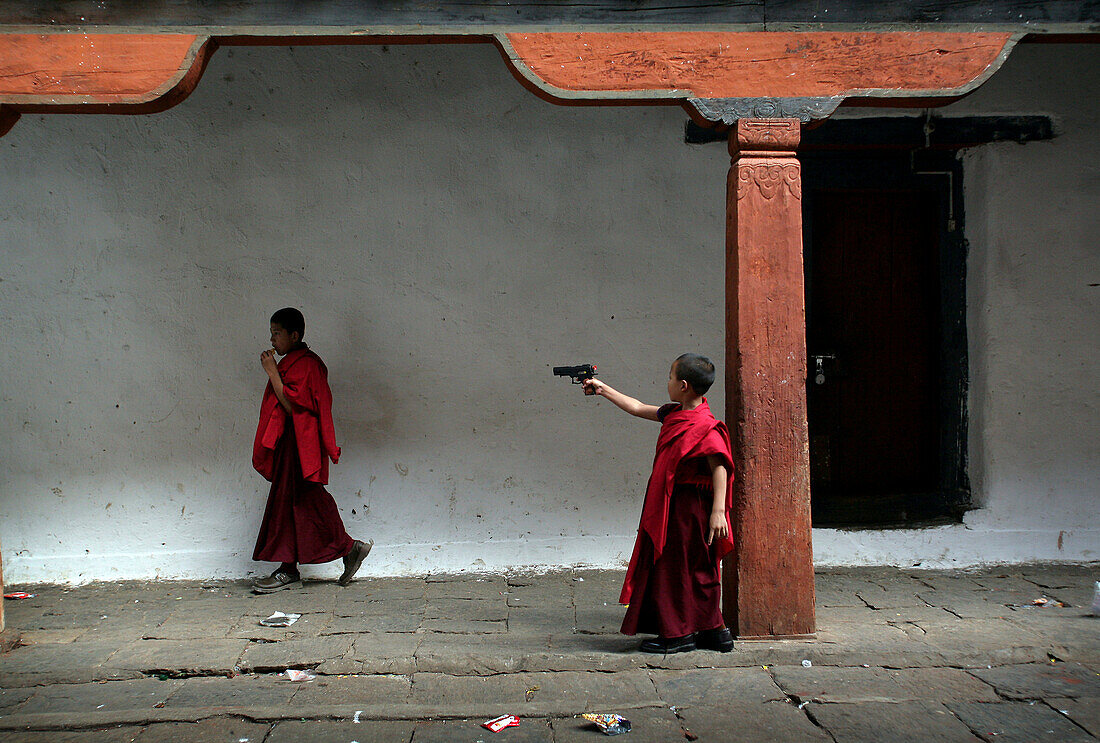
620;400;734;638
252;346;353;564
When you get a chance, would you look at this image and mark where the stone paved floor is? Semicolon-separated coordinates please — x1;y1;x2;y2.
0;565;1097;742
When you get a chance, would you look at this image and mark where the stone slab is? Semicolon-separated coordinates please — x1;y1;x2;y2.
425;576;507;599
290;673;412;706
816;606;891;624
0;728;146;742
227;612;332;641
650;667;785;706
142;616;239;641
425;597;507;621
414;633;546;675
676;701;834;742
412;717;552;743
323;612;422;633
240;588;336;616
855;580;931;609
266;719;415;743
107;639;248;675
408;671;531;706
503;583;573;608
1005;613;1100;661
552;706;684;743
524;636;637;673
238;635;354;672
1049;696;1100;738
0;686;34;713
344;632;420;674
16;629;88;644
420;617;507;634
163;674;296;708
525;669;661;711
807;700;982;742
507;606;576;635
0;641;121;677
333;598;424;618
132;718;271;743
18;678;183;715
947;700;1095;742
574;605;625;635
970;661;1100;699
771;666;1000;703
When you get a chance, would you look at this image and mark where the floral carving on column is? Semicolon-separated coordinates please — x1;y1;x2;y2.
734;119;802;201
737;164;802;200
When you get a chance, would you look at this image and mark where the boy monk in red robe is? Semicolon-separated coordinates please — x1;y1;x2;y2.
582;354;735;653
251;307;372;593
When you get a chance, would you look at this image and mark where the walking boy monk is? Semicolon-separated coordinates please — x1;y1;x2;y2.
582;354;735;653
251;307;372;593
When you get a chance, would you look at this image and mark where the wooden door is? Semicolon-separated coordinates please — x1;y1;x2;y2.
807;188;942;525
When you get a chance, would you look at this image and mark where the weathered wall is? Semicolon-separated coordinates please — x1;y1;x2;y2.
0;41;1096;583
814;42;1100;566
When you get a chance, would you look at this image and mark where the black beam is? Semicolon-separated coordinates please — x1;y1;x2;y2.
0;1;765;29
768;0;1100;27
685;115;1056;149
0;0;1098;31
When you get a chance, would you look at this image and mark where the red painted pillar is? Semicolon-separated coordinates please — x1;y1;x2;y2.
723;119;815;639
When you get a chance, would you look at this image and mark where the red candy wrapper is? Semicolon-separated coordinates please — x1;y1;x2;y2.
3;592;35;600
482;715;520;732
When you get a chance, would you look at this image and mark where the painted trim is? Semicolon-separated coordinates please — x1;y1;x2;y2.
0;33;210;107
500;31;1019;103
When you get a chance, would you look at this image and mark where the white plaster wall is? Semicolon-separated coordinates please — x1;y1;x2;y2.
0;41;1096;583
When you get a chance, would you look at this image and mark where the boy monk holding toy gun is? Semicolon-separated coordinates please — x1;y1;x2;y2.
560;355;735;653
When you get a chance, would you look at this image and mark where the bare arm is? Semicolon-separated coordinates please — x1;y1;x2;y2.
706;454;731;545
582;378;661;421
260;350;294;413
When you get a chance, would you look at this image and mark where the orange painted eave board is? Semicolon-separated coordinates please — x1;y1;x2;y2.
0;34;203;105
0;30;1016;109
502;31;1016;99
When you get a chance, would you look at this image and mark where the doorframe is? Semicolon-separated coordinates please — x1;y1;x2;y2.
800;148;970;527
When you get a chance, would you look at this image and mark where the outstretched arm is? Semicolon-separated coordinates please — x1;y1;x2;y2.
582;378;661;421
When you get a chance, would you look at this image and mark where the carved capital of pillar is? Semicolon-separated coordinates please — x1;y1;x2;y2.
731;118;801;155
730;119;802;203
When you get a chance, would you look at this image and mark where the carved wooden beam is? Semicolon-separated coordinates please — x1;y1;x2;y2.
0;33;213;113
0;30;1018;130
499;31;1017;123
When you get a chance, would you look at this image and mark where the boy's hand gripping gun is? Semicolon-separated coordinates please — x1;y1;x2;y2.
553;364;597;395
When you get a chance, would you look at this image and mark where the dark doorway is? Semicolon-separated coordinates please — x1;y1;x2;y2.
801;150;969;527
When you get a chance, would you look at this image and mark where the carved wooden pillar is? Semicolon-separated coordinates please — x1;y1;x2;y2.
723;119;815;639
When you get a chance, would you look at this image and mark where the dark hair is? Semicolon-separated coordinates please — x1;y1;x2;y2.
674;353;716;395
270;307;305;339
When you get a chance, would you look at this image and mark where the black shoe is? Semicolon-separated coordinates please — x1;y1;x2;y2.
696;626;735;652
639;634;696;654
251;569;301;593
338;539;373;586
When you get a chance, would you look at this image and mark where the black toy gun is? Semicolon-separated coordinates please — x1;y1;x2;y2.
554;364;597;395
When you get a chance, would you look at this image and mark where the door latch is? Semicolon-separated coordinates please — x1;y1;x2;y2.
811;353;837;385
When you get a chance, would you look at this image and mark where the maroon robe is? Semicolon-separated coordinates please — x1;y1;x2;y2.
620;400;734;637
253;346;340;485
252;346;352;564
